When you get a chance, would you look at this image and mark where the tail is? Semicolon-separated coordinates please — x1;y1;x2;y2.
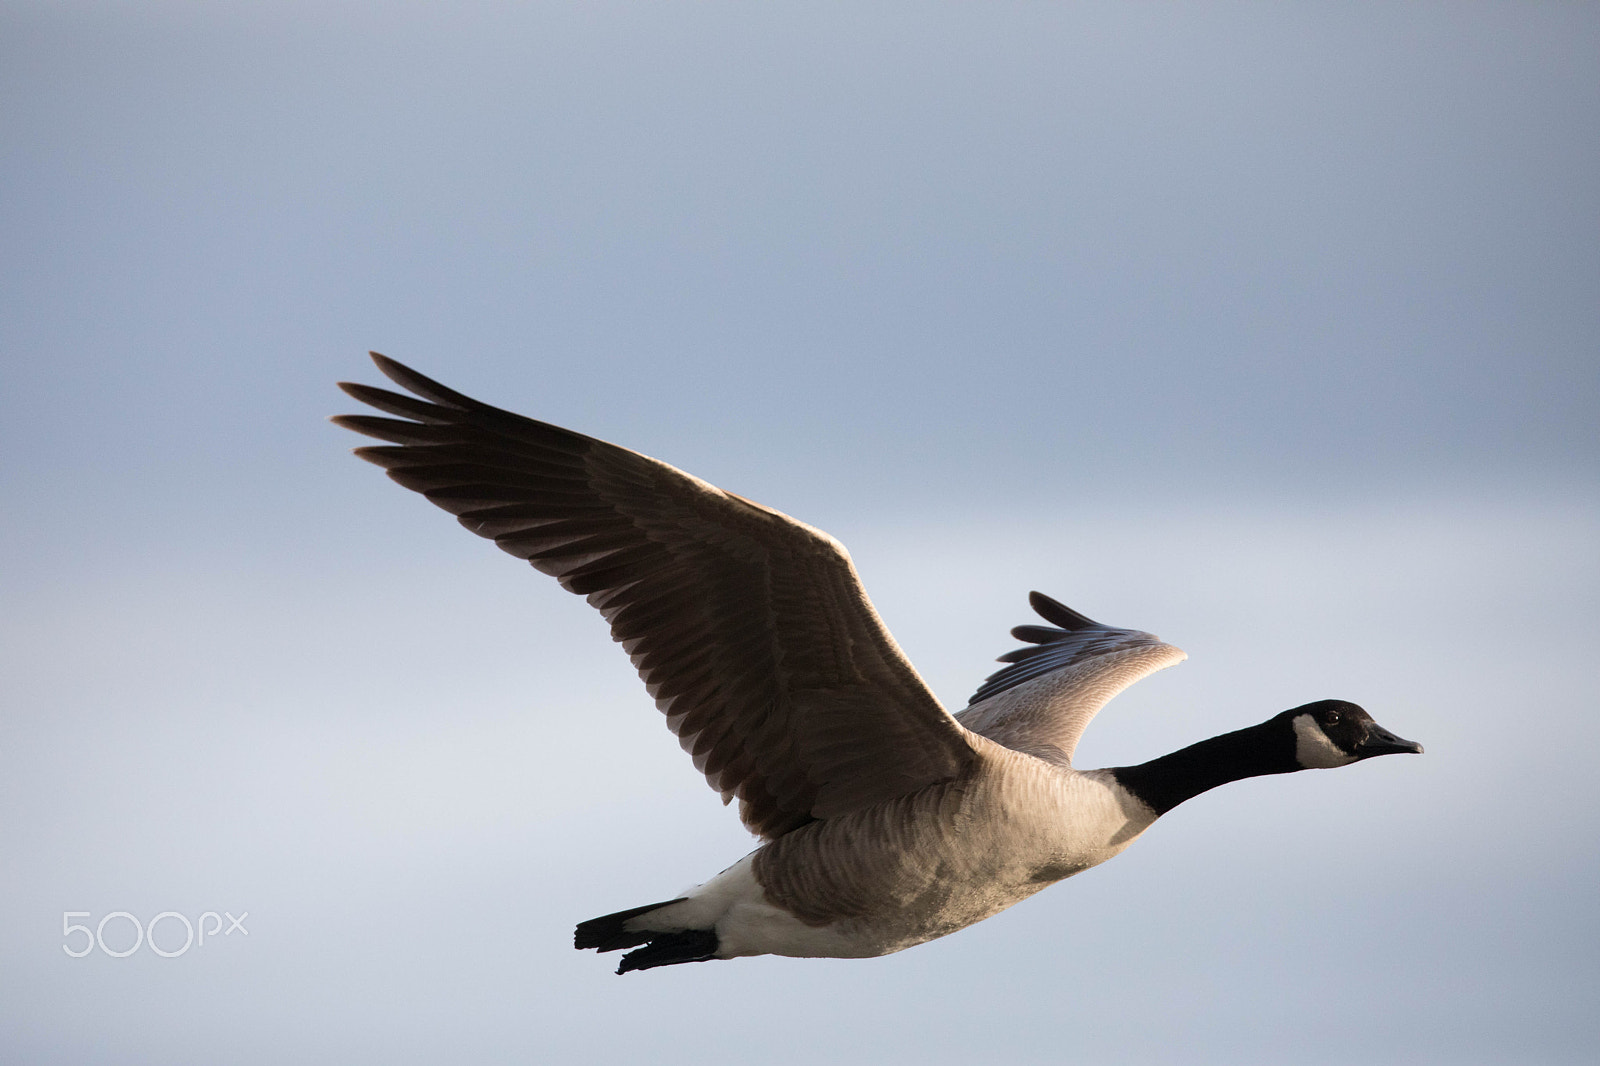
574;898;721;975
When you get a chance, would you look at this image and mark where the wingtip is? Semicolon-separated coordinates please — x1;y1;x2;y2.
357;352;481;410
1028;591;1098;630
367;351;411;385
325;413;379;443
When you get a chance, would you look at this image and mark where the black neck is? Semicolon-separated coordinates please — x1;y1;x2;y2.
1110;717;1299;816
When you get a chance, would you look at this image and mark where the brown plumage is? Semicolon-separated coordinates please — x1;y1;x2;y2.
334;353;976;839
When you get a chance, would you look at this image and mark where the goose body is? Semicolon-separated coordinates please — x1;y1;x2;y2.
335;353;1422;973
669;757;1154;963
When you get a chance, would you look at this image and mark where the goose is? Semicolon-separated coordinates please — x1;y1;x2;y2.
334;353;1422;975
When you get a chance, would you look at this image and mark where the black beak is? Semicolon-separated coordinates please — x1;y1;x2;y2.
1355;721;1424;757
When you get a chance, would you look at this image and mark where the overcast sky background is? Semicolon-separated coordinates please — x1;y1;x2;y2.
2;3;1596;1063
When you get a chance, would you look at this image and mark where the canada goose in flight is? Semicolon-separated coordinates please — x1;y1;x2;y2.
334;353;1422;975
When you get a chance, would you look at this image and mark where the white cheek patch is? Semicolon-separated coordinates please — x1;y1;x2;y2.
1293;713;1358;769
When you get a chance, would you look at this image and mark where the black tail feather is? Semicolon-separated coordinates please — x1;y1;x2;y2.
574;899;722;974
615;929;720;974
573;898;687;951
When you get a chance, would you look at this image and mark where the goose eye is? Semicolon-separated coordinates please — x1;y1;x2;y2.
1324;711;1341;726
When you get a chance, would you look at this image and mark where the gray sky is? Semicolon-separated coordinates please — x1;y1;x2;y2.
2;3;1596;1063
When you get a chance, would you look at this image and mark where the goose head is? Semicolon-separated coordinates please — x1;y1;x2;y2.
1285;699;1423;769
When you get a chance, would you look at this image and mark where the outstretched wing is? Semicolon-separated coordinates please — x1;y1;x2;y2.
953;592;1185;766
334;353;975;839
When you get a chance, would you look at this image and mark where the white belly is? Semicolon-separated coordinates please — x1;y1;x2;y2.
648;854;879;959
